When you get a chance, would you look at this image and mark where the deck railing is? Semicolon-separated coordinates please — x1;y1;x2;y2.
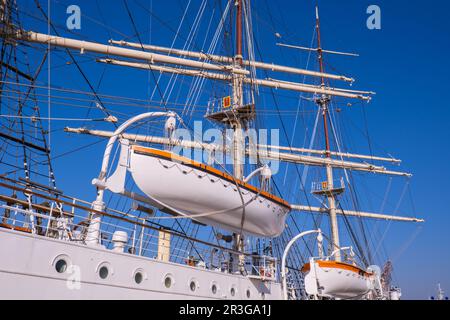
0;177;278;280
311;177;345;193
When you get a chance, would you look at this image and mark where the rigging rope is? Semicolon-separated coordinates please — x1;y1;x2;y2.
33;0;118;128
0;114;115;122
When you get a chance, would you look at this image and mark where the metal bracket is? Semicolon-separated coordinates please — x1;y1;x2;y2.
102;139;130;194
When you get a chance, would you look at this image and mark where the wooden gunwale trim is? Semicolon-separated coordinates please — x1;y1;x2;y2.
131;145;291;209
0;194;74;218
0;223;32;233
301;260;372;277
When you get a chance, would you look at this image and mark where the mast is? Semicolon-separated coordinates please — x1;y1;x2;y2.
231;0;245;271
438;284;445;301
109;39;355;82
315;6;341;261
232;0;244;180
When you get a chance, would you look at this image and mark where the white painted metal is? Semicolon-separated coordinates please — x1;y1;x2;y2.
87;112;175;246
64;127;412;177
96;58;371;100
389;288;402;300
266;77;374;95
0;228;281;299
253;78;370;100
12;31;248;75
281;229;322;300
243;165;271;183
262;144;399;163
109;39;355;82
112;231;128;253
326;164;341;261
97;58;232;80
437;283;445;300
290;204;424;223
103;139;130;194
65;127;400;163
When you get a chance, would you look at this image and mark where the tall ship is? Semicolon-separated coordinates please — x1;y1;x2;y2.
0;0;423;299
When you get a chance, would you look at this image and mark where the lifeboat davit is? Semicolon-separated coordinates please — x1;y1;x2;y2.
129;145;291;237
301;259;376;299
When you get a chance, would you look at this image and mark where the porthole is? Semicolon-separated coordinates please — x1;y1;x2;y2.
190;280;197;292
211;284;218;295
134;272;143;284
164;275;172;288
55;259;67;273
99;266;109;279
246;289;251;299
230;287;236;297
52;255;71;274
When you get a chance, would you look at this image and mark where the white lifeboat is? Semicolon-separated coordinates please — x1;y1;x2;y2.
129;145;291;237
91;112;291;239
301;258;376;299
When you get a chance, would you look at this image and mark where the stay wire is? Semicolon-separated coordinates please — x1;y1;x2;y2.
33;0;117;128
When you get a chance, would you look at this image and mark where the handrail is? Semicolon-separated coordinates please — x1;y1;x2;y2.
327;246;354;261
0;198;277;276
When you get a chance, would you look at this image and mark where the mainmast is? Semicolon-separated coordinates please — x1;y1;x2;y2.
314;6;341;261
231;0;245;271
232;0;244;180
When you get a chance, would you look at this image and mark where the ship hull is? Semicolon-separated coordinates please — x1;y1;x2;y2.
0;228;282;300
129;146;290;237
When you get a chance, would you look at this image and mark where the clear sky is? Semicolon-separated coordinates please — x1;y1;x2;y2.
12;0;450;299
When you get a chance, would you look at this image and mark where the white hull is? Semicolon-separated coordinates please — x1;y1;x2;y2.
0;228;282;300
129;147;290;237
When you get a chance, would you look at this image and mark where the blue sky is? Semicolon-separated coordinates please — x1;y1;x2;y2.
12;0;450;299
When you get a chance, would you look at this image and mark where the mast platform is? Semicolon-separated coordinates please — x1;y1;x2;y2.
205;103;256;124
311;177;345;196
